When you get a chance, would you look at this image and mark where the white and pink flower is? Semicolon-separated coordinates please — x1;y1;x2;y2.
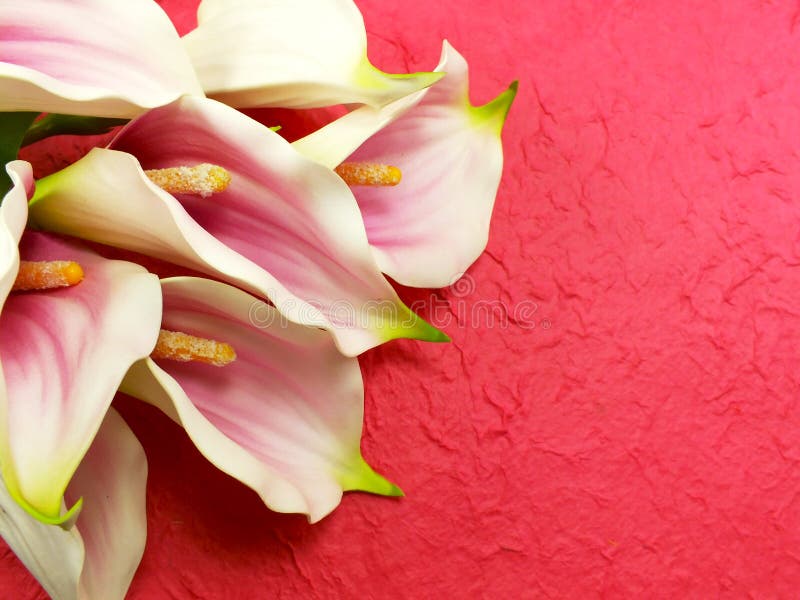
295;42;517;288
0;408;147;600
28;96;447;357
0;161;161;525
123;277;401;524
0;0;202;117
183;0;442;109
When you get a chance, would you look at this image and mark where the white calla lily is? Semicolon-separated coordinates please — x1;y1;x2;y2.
183;0;442;109
0;0;202;117
122;277;401;523
28;97;447;357
0;161;161;526
294;41;517;288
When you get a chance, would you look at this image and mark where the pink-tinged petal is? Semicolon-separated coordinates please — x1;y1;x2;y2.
0;408;147;600
295;42;517;288
183;0;441;109
291;88;427;169
0;233;161;524
0;0;202;117
65;409;147;599
29;96;447;356
122;277;401;523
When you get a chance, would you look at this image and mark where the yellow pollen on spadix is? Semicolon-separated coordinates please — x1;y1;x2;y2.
151;329;237;367
335;162;402;187
12;261;84;292
145;164;232;197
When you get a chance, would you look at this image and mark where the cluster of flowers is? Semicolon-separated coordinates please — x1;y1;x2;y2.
0;0;515;597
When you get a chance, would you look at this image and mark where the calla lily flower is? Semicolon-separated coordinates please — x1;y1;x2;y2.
122;277;401;523
0;0;202;117
293;41;518;288
28;96;447;357
182;0;442;109
0;161;161;525
0;408;147;600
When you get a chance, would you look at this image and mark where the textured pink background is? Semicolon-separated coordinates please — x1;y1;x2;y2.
5;0;800;597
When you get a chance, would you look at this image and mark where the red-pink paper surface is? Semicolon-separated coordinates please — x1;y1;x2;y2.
5;1;800;597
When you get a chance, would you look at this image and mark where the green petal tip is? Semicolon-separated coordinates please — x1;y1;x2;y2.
385;69;445;89
378;301;450;344
471;80;519;131
12;489;83;530
356;59;445;107
417;320;451;343
340;456;404;497
2;464;83;528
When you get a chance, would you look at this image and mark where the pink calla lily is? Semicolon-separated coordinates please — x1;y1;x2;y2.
122;277;401;523
0;161;161;526
28;96;447;357
294;41;517;288
0;408;147;600
0;0;202;117
182;0;442;109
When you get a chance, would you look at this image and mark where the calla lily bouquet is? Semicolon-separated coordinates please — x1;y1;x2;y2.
0;0;515;597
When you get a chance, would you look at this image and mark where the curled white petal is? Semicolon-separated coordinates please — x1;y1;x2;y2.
184;0;441;109
0;0;202;117
0;232;161;524
0;408;147;600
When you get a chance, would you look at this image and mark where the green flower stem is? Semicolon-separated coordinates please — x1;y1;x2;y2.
21;114;129;147
0;112;39;196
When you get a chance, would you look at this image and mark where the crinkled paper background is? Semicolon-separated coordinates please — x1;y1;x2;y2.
4;0;800;597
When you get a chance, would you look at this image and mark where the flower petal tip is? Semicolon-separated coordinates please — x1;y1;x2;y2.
472;79;519;132
358;63;445;107
421;324;451;344
340;456;404;498
384;482;405;498
378;303;449;345
55;496;83;530
409;312;451;344
407;317;450;344
406;70;447;90
5;480;84;529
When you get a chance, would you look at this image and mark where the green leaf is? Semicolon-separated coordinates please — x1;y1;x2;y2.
0;112;38;196
21;113;129;147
